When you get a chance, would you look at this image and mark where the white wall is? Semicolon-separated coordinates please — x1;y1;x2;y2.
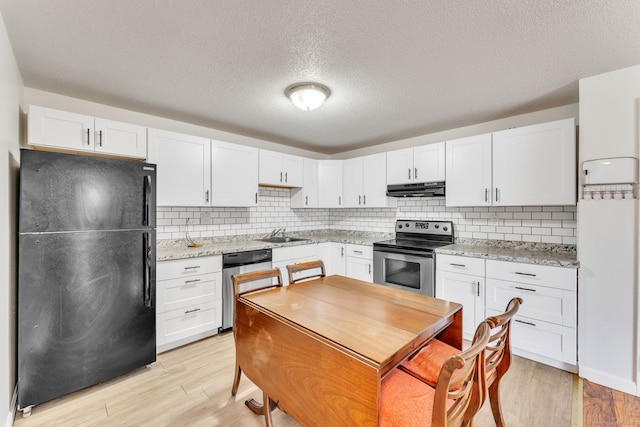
0;10;22;427
578;64;640;395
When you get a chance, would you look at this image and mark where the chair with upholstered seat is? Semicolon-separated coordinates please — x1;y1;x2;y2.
381;321;491;427
231;268;283;426
286;259;326;284
401;297;523;427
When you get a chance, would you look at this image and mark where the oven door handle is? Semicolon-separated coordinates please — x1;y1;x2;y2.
374;247;434;258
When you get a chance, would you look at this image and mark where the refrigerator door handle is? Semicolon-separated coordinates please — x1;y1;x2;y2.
143;175;151;226
143;232;152;308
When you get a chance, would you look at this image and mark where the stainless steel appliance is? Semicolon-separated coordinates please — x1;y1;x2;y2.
18;149;156;411
220;248;272;332
373;220;454;296
386;181;446;197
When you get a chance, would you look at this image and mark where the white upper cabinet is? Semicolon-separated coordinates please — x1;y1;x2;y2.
291;157;319;208
344;153;396;208
259;149;303;187
318;160;343;208
28;105;147;159
445;133;493;207
211;140;258;207
386;142;445;185
147;128;211;207
492;118;576;206
446;118;576;207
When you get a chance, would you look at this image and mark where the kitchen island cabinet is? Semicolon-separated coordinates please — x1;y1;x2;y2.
28;105;147;159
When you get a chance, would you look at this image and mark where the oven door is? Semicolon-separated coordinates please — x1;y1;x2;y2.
373;247;434;296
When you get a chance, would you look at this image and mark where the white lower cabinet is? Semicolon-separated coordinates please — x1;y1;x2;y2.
436;254;486;341
317;242;346;276
156;256;222;353
273;244;318;285
345;244;373;282
485;260;577;370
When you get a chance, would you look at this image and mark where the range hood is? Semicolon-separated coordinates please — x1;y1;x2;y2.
386;181;446;198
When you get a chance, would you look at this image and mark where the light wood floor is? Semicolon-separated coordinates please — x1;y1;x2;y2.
13;332;576;426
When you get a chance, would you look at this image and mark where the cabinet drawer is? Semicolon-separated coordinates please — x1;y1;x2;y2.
156;272;221;313
486;278;576;327
488;309;576;365
436;254;485;276
272;244;317;262
485;260;576;291
157;255;222;279
157;299;222;345
346;244;372;259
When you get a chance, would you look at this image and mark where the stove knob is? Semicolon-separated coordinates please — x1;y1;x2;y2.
443;226;448;231
434;224;439;229
398;225;403;229
405;222;410;227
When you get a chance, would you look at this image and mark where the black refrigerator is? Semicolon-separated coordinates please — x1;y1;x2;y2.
17;149;156;410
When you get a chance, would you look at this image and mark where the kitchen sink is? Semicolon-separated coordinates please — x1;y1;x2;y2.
256;237;309;243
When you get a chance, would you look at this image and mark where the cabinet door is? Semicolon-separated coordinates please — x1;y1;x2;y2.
413;142;445;182
28;105;94;152
362;153;395;207
282;154;304;187
211;140;258;206
436;270;484;340
346;256;372;282
259;149;284;186
318;160;343;208
492;118;576;206
445;133;492;207
291;158;318;208
318;242;346;276
343;157;364;207
94;118;147;159
147;129;211;206
386;147;414;185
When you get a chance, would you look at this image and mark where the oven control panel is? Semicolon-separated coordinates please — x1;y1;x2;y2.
395;220;454;236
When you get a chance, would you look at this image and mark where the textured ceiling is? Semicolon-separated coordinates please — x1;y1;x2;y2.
1;1;639;154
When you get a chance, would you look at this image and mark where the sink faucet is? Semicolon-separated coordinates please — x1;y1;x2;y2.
270;228;286;237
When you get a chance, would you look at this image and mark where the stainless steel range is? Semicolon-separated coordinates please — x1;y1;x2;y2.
373;220;454;296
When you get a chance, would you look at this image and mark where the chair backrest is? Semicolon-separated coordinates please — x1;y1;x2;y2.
484;297;523;381
232;268;283;301
287;259;326;284
432;321;491;427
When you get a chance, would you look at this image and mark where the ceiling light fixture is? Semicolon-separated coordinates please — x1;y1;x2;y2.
286;83;330;111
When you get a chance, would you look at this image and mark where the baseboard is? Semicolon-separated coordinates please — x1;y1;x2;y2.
579;365;637;395
3;385;17;427
512;347;578;373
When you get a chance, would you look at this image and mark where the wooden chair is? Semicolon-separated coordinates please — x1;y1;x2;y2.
401;297;523;427
231;268;283;427
380;321;491;426
286;259;326;284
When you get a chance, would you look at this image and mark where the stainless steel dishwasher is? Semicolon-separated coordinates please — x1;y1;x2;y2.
220;248;272;332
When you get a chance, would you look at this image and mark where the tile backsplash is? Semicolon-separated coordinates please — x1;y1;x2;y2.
157;188;576;245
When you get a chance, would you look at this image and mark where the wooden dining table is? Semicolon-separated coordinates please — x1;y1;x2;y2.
234;274;463;427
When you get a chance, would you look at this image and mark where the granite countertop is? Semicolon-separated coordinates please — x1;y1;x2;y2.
435;239;578;268
156;230;394;261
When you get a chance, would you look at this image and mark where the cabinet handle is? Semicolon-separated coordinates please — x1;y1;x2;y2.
354;250;363;255
285;172;288;183
255;192;258;204
515;319;536;327
408;168;411;179
369;263;371;275
495;188;499;202
515;286;536;292
476;281;481;297
185;308;201;315
485;188;488;202
450;263;466;268
305;195;308;206
363;194;366;205
184;266;201;270
184;279;201;285
515;271;537;277
205;190;209;203
341;247;344;257
338;196;341;206
280;171;283;183
358;195;362;205
414;167;418;180
86;128;91;145
98;130;103;147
